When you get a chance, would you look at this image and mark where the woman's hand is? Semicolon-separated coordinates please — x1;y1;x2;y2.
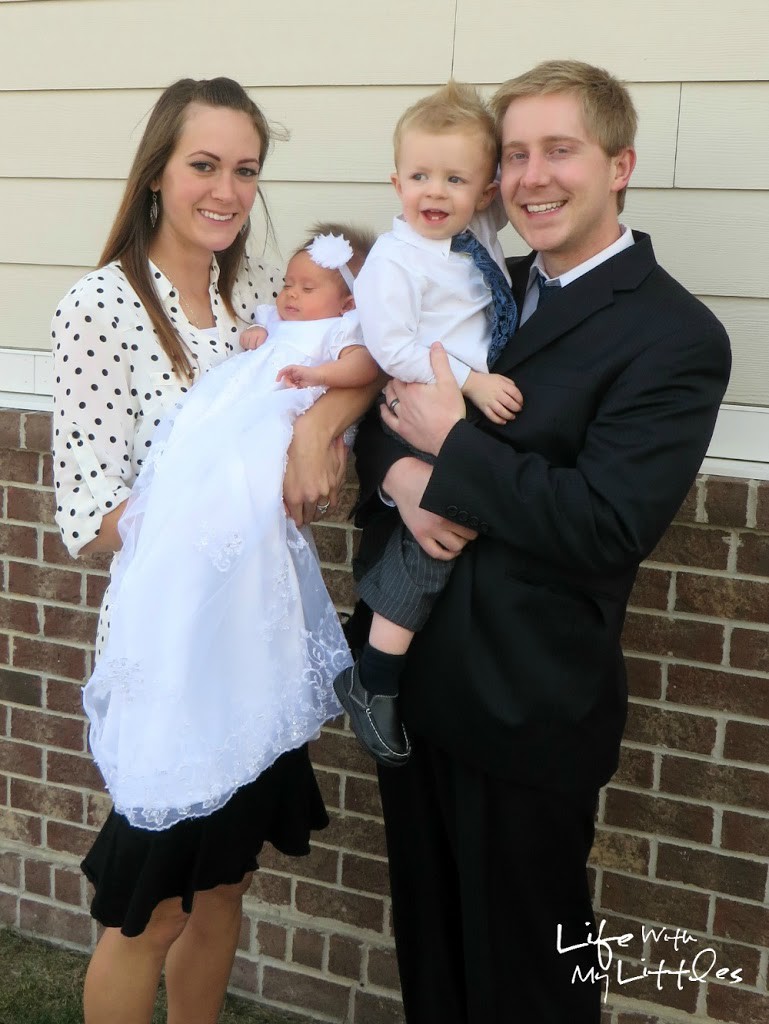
382;458;477;559
282;374;384;526
79;499;129;555
284;420;347;527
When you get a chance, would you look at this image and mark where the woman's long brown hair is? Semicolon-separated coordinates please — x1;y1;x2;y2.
99;78;274;381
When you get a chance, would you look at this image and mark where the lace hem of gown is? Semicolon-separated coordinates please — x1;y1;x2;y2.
86;577;348;830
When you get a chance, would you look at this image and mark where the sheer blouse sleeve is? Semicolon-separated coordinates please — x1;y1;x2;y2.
52;273;139;557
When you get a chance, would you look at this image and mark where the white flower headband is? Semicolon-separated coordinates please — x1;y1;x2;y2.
306;232;356;291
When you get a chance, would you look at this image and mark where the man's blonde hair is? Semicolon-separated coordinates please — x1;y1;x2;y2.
393;81;498;180
490;61;637;211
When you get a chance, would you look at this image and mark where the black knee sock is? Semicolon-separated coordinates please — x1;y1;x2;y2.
358;642;407;697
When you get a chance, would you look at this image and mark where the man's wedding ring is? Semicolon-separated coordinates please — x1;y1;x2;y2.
316;500;331;515
388;397;400;415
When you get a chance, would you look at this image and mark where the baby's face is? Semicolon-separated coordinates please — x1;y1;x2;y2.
276;251;350;321
392;128;497;241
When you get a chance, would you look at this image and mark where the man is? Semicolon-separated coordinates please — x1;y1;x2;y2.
349;61;731;1023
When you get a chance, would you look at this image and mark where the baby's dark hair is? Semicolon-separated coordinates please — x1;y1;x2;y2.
294;222;378;292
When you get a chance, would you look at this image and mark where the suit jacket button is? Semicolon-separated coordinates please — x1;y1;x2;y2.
479;521;489;533
458;511;468;523
468;515;479;528
447;505;458;517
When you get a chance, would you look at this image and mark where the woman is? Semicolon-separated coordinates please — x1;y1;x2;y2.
52;77;377;1024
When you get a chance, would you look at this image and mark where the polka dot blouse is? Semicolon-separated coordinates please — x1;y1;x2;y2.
52;255;280;559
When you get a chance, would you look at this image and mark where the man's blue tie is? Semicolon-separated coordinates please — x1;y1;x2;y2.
536;271;561;306
451;232;518;368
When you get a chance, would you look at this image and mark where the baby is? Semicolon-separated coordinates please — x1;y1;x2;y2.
83;224;380;829
240;224;378;391
333;82;523;768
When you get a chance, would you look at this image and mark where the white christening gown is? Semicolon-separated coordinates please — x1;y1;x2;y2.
83;307;356;830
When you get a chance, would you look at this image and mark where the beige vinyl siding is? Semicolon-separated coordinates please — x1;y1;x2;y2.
0;265;90;352
676;83;769;189
703;298;769;406
623;189;769;299
0;83;681;186
455;0;769;81
0;0;455;89
1;0;767;421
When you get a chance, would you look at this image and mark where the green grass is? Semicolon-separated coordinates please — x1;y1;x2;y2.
0;929;304;1024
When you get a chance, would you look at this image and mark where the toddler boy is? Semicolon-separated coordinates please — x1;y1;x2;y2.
334;82;522;766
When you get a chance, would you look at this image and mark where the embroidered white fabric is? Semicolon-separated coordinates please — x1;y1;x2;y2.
83;312;359;829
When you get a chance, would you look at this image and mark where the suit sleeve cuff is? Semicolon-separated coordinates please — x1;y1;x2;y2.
420;420;493;534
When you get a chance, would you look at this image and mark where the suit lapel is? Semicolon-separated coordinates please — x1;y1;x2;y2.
495;232;658;374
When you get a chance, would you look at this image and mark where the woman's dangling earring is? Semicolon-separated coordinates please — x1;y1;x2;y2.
150;191;159;228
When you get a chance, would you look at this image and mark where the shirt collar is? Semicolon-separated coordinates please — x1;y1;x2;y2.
391;215;455;258
528;224;634;289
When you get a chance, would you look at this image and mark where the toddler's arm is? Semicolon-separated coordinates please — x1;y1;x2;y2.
277;345;380;390
462;371;523;426
355;251;475;387
240;325;269;350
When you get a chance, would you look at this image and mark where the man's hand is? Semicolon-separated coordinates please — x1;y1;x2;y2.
383;458;477;560
381;342;466;456
462;371;523;425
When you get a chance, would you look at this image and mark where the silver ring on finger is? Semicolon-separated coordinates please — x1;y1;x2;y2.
316;500;330;515
388;397;400;415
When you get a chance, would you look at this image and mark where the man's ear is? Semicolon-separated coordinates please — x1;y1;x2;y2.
475;180;498;212
390;171;402;199
611;147;636;194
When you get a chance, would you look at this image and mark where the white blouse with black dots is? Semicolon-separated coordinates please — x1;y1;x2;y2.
52;255;280;649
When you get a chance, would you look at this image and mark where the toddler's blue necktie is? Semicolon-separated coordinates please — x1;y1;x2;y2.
451;232;518;368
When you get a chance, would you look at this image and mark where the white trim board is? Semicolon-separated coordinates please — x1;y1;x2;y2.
0;347;53;397
708;404;769;465
0;390;52;413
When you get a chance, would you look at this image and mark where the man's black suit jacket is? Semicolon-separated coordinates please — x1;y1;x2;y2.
353;233;731;793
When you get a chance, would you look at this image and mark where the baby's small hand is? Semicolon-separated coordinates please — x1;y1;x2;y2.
461;370;523;426
240;325;268;351
277;364;325;389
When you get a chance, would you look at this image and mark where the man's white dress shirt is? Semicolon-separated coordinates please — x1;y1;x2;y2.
519;225;635;325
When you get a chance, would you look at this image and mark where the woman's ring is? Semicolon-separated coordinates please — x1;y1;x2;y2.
388;397;400;415
316;500;331;515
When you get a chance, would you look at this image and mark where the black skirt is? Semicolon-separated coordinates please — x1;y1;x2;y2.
81;745;328;937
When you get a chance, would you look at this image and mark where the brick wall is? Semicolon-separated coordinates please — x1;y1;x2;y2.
1;405;767;1024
